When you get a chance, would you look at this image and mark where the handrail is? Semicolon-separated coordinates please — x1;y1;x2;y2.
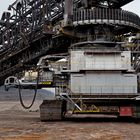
73;8;140;29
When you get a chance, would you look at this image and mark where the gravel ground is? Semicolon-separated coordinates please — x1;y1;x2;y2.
0;87;140;140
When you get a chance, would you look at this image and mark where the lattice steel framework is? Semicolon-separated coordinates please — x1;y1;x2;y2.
0;0;140;84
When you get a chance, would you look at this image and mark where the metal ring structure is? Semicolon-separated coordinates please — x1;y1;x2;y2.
73;8;140;30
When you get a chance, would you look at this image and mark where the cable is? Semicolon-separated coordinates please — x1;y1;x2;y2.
17;69;40;109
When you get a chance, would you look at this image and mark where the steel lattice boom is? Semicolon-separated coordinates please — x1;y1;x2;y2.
0;0;140;85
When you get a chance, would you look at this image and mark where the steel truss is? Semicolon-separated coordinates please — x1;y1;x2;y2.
0;0;140;85
0;0;67;84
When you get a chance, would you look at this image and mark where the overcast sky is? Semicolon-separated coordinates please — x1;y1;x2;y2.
0;0;140;17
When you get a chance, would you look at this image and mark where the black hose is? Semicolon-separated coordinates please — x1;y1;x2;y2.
17;69;40;109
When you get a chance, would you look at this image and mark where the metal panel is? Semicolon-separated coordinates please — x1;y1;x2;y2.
71;72;137;94
121;51;131;70
71;50;131;71
71;51;85;71
38;88;56;100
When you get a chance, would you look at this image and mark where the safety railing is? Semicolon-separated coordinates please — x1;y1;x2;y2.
73;8;140;29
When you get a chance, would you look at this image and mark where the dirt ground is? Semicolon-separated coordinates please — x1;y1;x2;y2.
0;89;140;140
0;101;140;140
